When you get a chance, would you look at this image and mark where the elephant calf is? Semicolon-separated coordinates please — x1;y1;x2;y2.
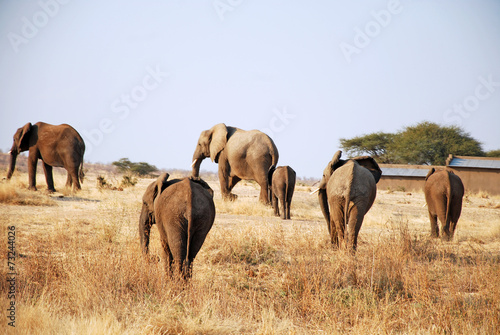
424;168;464;240
268;165;296;219
139;173;215;279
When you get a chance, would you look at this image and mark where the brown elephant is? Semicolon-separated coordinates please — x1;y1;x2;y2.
424;168;464;240
139;173;215;279
7;122;85;192
191;123;279;204
314;151;381;251
268;165;296;219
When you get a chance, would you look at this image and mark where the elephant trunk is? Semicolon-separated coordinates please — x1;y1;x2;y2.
191;158;203;178
139;204;153;255
6;151;17;180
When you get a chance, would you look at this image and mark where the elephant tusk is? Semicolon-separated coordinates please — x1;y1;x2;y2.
8;150;11;154
191;160;198;168
310;188;320;195
422;203;427;208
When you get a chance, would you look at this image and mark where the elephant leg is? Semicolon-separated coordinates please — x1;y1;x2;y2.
254;174;271;205
285;200;291;220
68;165;81;191
279;195;286;220
428;212;439;238
218;166;237;201
449;198;463;239
272;193;279;216
65;173;72;188
27;154;38;191
42;162;56;192
330;204;344;248
160;238;174;278
346;206;365;252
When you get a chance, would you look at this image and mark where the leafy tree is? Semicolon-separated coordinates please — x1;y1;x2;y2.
340;122;485;165
112;158;158;176
389;122;484;165
340;132;395;163
486;149;500;157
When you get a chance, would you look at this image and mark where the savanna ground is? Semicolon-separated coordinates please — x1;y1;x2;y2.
1;163;499;334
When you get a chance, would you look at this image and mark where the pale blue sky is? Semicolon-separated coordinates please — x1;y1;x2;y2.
1;0;499;178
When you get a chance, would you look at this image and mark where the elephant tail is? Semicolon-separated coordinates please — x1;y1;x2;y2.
267;165;276;203
79;161;85;184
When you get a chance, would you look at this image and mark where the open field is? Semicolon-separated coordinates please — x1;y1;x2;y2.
1;167;500;334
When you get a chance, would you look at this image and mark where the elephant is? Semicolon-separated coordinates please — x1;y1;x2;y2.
268;165;296;219
6;122;85;192
424;168;464;240
314;151;381;251
191;123;279;204
139;173;216;279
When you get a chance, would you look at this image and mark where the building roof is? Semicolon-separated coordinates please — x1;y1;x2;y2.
381;167;429;178
447;156;500;169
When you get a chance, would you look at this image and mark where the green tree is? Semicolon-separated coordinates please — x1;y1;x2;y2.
112;158;158;176
340;132;395;163
389;122;484;165
339;122;485;165
486;149;500;157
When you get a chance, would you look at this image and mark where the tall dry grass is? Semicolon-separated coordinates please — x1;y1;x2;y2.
0;170;499;334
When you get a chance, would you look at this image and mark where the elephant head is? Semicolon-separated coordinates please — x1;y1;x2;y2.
191;123;228;177
315;150;382;232
139;172;170;255
7;123;32;179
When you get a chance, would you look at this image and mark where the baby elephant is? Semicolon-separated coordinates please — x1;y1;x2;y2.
268;166;296;219
139;173;215;279
424;168;464;241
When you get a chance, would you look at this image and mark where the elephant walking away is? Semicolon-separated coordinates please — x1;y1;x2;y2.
191;123;279;204
139;173;215;279
268;165;296;219
6;122;85;192
313;151;381;251
424;168;464;240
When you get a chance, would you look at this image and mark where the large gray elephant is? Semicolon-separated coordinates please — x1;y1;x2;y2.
6;122;85;192
139;173;215;279
314;151;381;251
424;168;464;240
191;123;279;204
268;165;296;220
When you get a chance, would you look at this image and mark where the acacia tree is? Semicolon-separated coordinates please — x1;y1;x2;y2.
112;158;158;176
339;132;395;163
340;122;485;165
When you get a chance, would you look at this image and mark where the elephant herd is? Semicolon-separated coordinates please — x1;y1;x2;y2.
6;122;465;280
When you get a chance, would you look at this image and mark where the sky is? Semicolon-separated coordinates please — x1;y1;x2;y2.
1;0;499;178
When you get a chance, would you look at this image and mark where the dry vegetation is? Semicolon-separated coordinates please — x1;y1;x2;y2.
1;165;500;334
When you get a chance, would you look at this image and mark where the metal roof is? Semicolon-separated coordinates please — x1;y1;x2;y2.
448;157;500;169
381;167;429;178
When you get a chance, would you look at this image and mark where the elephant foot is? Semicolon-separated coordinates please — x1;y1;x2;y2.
223;193;238;202
28;186;37;191
47;188;56;194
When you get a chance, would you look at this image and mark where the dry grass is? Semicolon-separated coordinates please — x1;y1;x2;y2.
0;178;56;206
1;169;499;334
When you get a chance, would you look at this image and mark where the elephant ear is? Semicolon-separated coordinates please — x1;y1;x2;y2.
318;150;344;190
209;123;228;163
352;156;382;183
425;168;435;181
18;123;32;150
155;173;170;195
